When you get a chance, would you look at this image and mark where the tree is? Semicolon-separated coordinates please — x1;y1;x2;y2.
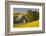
26;10;39;21
26;10;33;21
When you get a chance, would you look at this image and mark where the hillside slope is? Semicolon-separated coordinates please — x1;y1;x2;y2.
14;20;39;28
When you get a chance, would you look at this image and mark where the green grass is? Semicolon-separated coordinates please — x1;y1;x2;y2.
13;20;39;28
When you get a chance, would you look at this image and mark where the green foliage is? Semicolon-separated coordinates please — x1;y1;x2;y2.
13;15;18;24
26;10;39;21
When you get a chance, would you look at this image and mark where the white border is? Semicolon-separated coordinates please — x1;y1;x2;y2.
10;5;42;32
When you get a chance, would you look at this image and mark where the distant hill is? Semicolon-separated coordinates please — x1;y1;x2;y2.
13;12;27;16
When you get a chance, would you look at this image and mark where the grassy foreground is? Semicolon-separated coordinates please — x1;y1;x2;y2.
13;20;39;28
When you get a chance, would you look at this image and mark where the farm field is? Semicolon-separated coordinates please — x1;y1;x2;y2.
13;20;39;28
